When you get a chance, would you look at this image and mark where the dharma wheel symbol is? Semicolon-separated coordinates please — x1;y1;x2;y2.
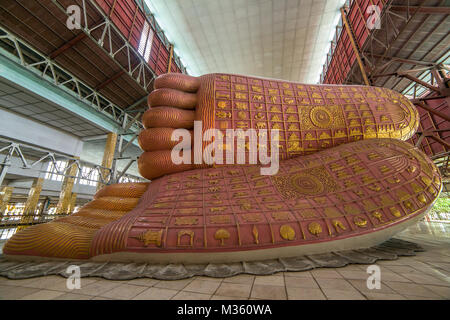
310;106;332;128
290;173;324;195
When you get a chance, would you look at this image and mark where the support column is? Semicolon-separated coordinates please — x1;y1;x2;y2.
0;186;14;220
167;44;174;73
97;132;117;191
55;159;79;215
67;193;77;214
19;178;44;228
0;147;13;187
39;196;51;216
341;7;371;85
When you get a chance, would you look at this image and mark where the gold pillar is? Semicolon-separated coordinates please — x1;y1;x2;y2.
67;192;77;214
0;186;14;219
55;159;79;215
340;7;371;86
97;132;117;191
20;178;44;227
167;44;174;73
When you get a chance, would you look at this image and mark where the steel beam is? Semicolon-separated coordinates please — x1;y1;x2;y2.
401;74;441;93
51;0;156;92
96;70;125;91
366;54;436;67
49;33;87;59
390;6;450;15
0;25;143;136
415;102;450;122
340;7;370;85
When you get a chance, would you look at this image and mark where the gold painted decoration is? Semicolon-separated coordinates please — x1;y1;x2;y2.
228;169;240;176
257;189;272;195
272;212;290;221
354;216;368;228
314;197;327;205
428;186;437;196
325;207;341;218
308;222;322;236
353;190;364;198
280;225;296;241
216;111;232;119
387;176;401;184
363;200;377;211
298;209;316;219
215;229;230;246
332;220;346;232
210;206;227;213
217;101;227;109
434;176;440;185
210;215;232;224
371;211;383;222
390;207;402;218
344;204;360;215
403;200;414;212
310;106;332;128
273;166;337;199
235;92;247;100
252;225;259;244
242;213;262;222
290;173;323;194
175;217;198;226
407;165;417;173
252;86;262;93
134;230;163;247
178;208;198;215
367;184;381;192
177;230;194;247
237;111;247;120
154;203;171;208
417;194;427;205
286;106;296;113
396;190;410;201
266;204;284;210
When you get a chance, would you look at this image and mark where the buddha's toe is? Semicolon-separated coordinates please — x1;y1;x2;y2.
142;107;195;129
148;88;197;109
139;128;194;152
154;73;201;92
138;150;195;180
138;74;204;180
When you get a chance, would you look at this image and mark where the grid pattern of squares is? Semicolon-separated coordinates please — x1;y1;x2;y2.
121;139;440;253
211;74;417;161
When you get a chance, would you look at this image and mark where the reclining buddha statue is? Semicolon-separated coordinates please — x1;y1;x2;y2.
3;73;441;263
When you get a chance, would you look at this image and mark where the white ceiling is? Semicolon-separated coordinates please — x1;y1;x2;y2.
146;0;345;83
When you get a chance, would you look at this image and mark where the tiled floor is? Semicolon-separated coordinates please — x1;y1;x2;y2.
0;221;449;300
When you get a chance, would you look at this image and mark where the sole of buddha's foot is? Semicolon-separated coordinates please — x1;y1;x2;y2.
4;139;438;263
139;73;419;180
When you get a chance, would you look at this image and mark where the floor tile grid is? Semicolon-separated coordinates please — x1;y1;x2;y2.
0;222;449;300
